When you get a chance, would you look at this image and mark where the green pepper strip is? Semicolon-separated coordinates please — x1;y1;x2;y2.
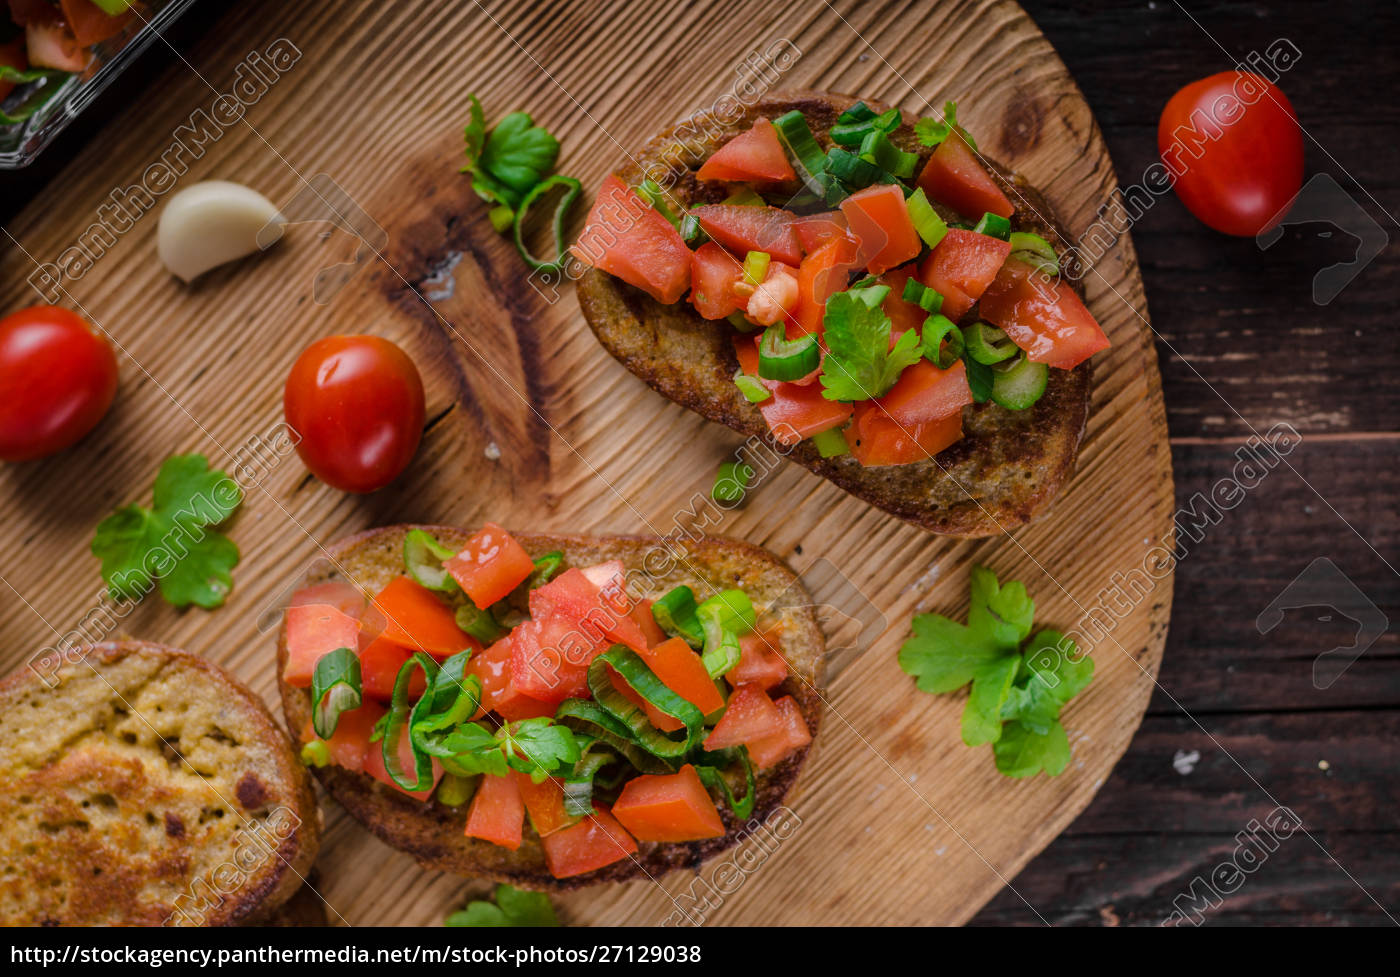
382;652;441;791
311;647;362;739
757;324;820;382
922;314;965;370
652;585;704;648
586;647;704;759
512;174;583;273
772;110;828;198
694;747;758;820
553;699;677;775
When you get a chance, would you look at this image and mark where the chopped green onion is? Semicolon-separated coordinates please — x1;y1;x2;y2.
831;105;902;147
922;314;965;370
529;551;566;587
652;586;704;647
560;776;597;818
403;529;458;592
972;212;1012;240
834;101;879;126
734;369;772;404
757;324;820;382
694;747;758;819
456;601;506;644
901;276;944;314
411;652;482;737
857;129;918;180
587;648;704;758
680;213;705;244
300;739;330;767
636;178;683;230
554;699;676;774
723;186;766;207
906;188;949;249
964;356;994;404
435;773;479;807
381;653;441;791
823;148;895;191
311;647;361;739
990;354;1049;410
811;427;850;458
1008;231;1057;262
488;206;514;233
962;321;1019;365
712;461;754;504
696;589;755;677
772;110;829;198
511;174;582;273
743;250;771;286
727;310;758;332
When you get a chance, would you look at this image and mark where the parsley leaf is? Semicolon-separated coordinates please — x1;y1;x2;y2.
819;283;922;402
913;100;979;151
898;566;1093;778
500;717;582;782
461;94;560;214
445;884;558;928
91;454;243;609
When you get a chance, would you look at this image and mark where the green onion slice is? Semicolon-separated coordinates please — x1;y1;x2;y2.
757;324;820;382
679;213;705;244
857;129;918;180
696;589;754;677
901;276;944;314
694;747;758;820
727;310;758;333
772;110;829;198
652;585;704;648
586;648;703;759
906;188;948;249
972;211;1012;241
835;101;879;126
310;647;362;739
455;601;506;644
636;178;683;230
530;551;565;587
990;354;1049;411
300;739;331;768
553;699;677;774
512;174;583;273
830;105;901;147
743;250;771;287
712;461;754;504
1008;231;1057;262
922;314;965;370
412;652;482;736
734;369;772;404
811;426;850;458
435;773;479;807
403;529;459;592
963;321;1019;365
964;356;994;404
823;147;896;191
381;652;441;791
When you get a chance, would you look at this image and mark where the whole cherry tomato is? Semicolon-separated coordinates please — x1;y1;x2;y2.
1158;71;1303;237
0;305;119;462
283;335;425;493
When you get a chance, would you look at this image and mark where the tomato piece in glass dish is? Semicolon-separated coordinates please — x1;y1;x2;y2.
695;117;796;184
611;765;726;843
977;258;1110;370
443;522;535;608
540;807;638;879
572;175;691;303
916;129;1014;221
918;228;1012;322
690;204;803;267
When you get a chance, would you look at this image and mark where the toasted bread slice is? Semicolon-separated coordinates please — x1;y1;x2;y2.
277;524;824;891
0;641;321;926
576;90;1092;537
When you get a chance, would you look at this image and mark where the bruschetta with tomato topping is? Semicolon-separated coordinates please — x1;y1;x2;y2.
573;91;1109;537
276;523;824;890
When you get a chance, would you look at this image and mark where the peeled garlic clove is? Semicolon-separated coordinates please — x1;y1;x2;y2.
157;180;285;283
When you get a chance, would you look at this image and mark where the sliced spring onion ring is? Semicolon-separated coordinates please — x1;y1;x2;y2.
636;178;683;230
811;426;850;458
530;551;565;587
554;699;677;774
680;213;705;244
757;324;820;382
830;105;901;147
435;773;479;807
990;354;1049;410
512;174;583;273
712;461;754;504
905;188;949;249
962;321;1019;365
772;110;829;198
743;250;771;286
652;585;704;647
964;356;994;404
586;648;703;758
823;148;895;191
922;313;965;370
403;528;458;592
857;129;918;180
972;211;1012;241
733;369;772;404
300;740;330;767
901;276;944;314
834;101;879;126
696;590;753;677
1008;231;1057;262
694;747;758;820
455;601;505;644
381;652;441;791
310;647;361;739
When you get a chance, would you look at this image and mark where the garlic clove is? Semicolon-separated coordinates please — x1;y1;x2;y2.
157;180;285;283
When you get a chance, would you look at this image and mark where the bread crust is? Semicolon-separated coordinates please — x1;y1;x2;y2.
277;524;825;891
0;641;321;926
576;89;1092;537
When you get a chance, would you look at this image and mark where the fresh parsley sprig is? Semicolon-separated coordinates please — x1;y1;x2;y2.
898;566;1093;778
913;100;979;151
818;282;922;402
445;884;558;928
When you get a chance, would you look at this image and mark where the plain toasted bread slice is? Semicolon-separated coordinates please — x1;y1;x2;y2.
0;641;321;926
277;524;825;891
576;90;1092;537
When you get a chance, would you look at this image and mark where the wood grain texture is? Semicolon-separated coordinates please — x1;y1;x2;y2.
0;0;1172;925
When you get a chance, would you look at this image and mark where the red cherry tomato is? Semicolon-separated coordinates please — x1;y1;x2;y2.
1158;71;1303;237
0;305;118;462
283;335;425;493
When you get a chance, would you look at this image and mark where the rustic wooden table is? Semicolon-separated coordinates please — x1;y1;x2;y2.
1;0;1394;927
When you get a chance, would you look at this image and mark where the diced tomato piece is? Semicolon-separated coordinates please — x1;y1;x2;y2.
727;631;788;691
629;598;667;649
289;580;367;618
840;184;921;276
515;772;578;837
24;20;87;72
641;637;727;716
510;615;597;704
735;336;852;445
696;118;796;184
372;576;479;659
916;129;1014;221
363;727;444;801
466;634;554;720
283;604;362;688
572;174;691;303
745;695;813;770
918;228;1013;321
358;635;425;703
703;684;785;750
464;773;524;850
690;204;802;267
443;522;535;608
689;241;747;320
0;37;28;102
540;807;638;879
878;358;972;426
303;701;385;773
879;264;928;338
612;765;726;843
580;560;630;615
529;568;649;654
792;211;848;254
794;231;860;335
844;402;964;467
977;258;1111;369
60;0;133;46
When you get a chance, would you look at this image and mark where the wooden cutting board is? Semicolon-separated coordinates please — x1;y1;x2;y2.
0;0;1173;926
